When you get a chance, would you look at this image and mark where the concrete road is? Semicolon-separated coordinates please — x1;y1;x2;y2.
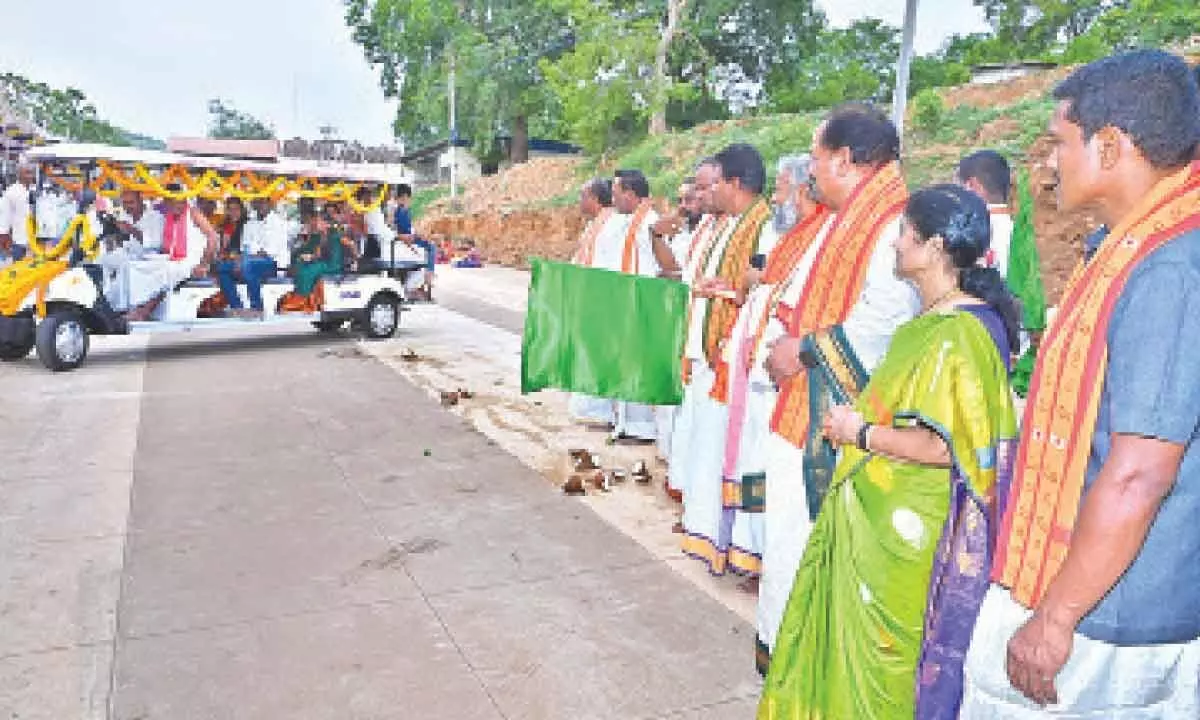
0;292;760;719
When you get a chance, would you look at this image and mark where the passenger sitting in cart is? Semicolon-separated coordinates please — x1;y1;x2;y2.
281;202;345;311
214;196;284;318
358;185;394;273
392;184;434;300
125;186;217;321
327;200;361;270
99;189;166;311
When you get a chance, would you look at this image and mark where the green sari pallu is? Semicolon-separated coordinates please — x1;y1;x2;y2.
758;311;1017;720
800;325;869;522
293;229;345;296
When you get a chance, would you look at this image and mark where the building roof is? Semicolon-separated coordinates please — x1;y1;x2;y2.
166;137;279;161
970;61;1058;73
401;135;581;163
401;138;472;164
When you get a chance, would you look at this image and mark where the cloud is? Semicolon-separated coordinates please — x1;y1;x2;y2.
1;0;399;144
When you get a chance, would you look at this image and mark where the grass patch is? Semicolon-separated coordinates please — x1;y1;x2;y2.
411;185;451;217
446;91;1055;214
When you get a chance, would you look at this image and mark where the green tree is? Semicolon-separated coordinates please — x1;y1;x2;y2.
345;0;577;163
677;0;825;113
765;19;900;113
909;56;971;96
0;72;161;147
1084;0;1200;50
974;1;1122;53
206;99;275;140
538;0;662;153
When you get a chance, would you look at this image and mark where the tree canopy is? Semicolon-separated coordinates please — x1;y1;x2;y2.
0;73;163;149
207;99;275;140
344;0;1198;157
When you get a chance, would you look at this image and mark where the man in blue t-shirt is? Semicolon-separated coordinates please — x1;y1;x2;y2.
392;184;435;300
960;49;1200;718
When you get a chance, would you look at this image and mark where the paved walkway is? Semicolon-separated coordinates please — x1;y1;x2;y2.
0;294;759;719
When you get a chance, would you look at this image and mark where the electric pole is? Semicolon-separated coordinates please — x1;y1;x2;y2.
893;0;919;147
448;53;458;206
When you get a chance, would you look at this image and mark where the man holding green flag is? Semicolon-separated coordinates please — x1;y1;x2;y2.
522;170;689;434
956;150;1048;396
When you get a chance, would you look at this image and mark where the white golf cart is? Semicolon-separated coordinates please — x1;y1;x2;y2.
0;144;425;372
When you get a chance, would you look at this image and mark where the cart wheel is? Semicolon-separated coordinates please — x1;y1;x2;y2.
363;293;400;339
35;310;90;372
0;338;34;361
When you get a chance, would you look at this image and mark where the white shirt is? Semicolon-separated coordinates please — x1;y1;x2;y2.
840;216;921;371
35;192;72;239
668;226;693;268
592;205;661;277
243;210;291;268
118;207;166;254
0;183;33;247
985;206;1014;277
365;208;395;255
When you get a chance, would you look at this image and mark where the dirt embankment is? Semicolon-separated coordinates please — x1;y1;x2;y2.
1023;135;1097;301
416;67;1125;299
421;206;585;269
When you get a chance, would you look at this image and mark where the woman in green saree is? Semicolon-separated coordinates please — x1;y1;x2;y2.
291;203;352;296
759;185;1019;720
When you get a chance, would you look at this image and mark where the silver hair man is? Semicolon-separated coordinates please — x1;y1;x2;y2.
772;154;813;234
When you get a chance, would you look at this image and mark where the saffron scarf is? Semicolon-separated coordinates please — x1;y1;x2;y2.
162;208;190;261
572;207;614;266
682;215;716;274
720;207;832;509
748;206;832;367
995;161;1200;608
619;202;654;274
705;198;772;400
678;214;725;385
769;162;908;447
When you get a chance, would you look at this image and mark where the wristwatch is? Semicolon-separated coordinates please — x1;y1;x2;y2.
856;422;874;452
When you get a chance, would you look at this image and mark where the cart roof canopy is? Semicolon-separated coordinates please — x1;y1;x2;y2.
24;142;411;185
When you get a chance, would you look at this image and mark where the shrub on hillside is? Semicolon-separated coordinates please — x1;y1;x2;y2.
912;90;946;136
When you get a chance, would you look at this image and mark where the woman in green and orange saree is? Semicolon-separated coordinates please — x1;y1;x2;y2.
759;185;1019;719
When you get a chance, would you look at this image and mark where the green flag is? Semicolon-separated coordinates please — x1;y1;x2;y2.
521;259;689;405
1009;171;1047;333
1009;171;1048;398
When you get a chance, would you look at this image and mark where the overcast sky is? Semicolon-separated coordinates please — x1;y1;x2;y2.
1;1;988;146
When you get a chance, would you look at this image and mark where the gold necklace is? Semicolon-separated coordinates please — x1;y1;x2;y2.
922;285;963;314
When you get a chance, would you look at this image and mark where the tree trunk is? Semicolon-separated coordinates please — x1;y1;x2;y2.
649;0;687;136
510;113;529;164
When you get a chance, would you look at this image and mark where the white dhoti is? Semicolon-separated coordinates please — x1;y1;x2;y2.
962;586;1200;719
725;381;775;576
756;431;814;662
569;394;615;426
655;405;676;461
99;249;131;310
99;251;174;312
667;367;707;496
679;372;731;574
614;401;657;440
128;256;174;308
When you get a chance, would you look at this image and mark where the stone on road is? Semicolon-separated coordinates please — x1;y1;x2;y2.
0;313;758;719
